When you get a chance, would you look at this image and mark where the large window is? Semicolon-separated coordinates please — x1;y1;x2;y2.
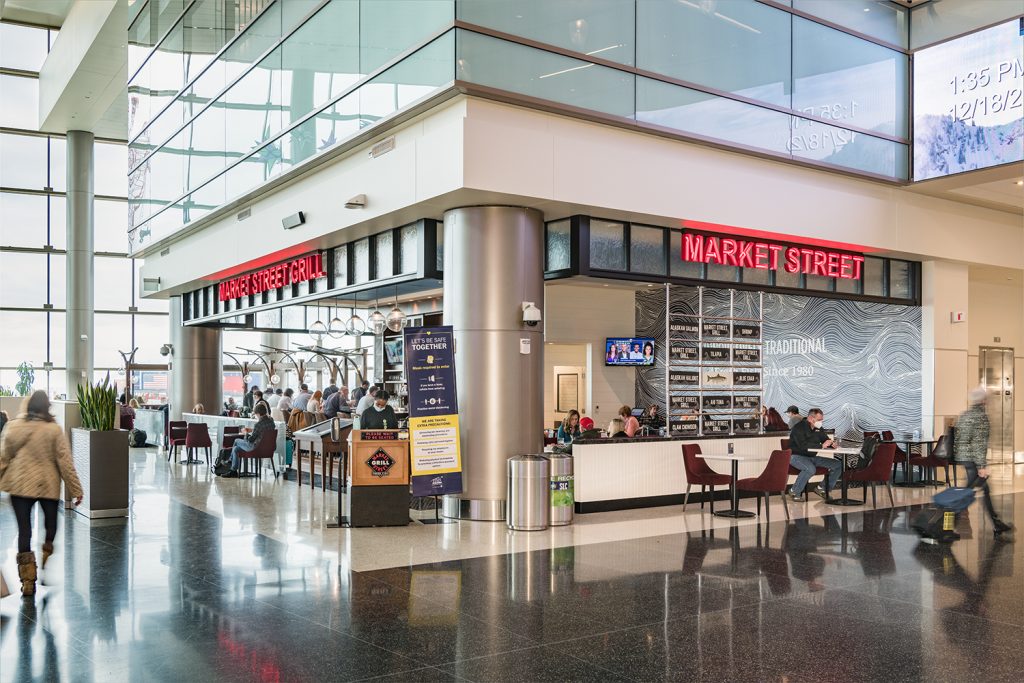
0;20;167;399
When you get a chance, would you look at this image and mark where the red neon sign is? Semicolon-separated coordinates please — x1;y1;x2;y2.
681;232;864;280
218;253;327;302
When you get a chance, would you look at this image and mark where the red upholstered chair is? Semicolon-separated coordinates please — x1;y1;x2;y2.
185;422;213;466
881;429;908;479
782;437;830;484
682;443;731;513
168;421;187;462
737;450;792;521
909;434;950;486
238;429;278;478
221;426;242;449
846;443;897;508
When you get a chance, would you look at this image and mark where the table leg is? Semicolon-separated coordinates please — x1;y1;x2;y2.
713;459;755;519
827;455;863;506
894;441;925;487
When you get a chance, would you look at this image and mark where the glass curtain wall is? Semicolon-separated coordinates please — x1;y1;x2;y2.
0;21;168;399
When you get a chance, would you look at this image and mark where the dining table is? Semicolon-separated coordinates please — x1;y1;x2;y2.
698;453;768;519
809;447;864;506
891;439;937;487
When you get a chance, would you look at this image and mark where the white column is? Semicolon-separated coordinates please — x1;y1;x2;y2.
65;130;94;392
921;260;970;438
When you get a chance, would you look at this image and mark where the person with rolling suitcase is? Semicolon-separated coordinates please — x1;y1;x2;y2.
952;386;1012;537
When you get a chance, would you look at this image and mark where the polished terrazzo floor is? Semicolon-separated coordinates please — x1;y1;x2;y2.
0;449;1021;682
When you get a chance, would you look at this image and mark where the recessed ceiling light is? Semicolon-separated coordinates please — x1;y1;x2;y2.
603;284;609;287
1015;180;1023;186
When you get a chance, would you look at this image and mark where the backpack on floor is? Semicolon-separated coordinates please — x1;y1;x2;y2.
128;428;148;448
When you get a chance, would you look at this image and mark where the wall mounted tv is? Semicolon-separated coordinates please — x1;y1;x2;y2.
605;337;656;366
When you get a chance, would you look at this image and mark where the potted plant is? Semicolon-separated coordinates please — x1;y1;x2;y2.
71;373;130;518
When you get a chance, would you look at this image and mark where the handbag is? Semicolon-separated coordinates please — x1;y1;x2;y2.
850;435;880;470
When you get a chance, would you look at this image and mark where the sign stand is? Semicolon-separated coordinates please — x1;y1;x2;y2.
326;416;351;528
418;494;454;525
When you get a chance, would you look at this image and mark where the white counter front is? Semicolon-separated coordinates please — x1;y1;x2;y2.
572;434;790;512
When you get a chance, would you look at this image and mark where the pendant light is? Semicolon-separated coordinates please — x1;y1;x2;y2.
368;294;387;336
346;296;366;336
386;285;406;333
308;301;327;336
328;303;346;339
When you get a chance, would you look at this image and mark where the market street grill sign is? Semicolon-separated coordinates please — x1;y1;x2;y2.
681;232;865;280
217;253;327;302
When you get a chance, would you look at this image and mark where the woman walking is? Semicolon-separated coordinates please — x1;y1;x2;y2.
0;391;84;597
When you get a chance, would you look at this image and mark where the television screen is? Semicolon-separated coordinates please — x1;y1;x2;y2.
605;337;656;366
384;338;404;365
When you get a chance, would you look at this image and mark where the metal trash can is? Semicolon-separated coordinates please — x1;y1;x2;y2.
547;453;574;526
507;455;550;531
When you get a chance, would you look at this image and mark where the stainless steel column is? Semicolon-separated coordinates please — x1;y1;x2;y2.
441;206;544;521
65;131;94;392
261;332;289;388
169;296;223;420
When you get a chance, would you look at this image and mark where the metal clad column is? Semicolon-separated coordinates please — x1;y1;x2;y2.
441;206;544;521
65;131;94;392
169;296;223;420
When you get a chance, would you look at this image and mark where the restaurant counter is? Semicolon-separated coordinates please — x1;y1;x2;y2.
183;413;288;473
572;432;790;513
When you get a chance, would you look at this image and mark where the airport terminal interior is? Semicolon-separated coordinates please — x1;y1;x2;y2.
1;1;1023;681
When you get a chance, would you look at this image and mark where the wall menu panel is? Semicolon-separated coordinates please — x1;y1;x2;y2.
734;347;761;363
702;346;731;363
734;323;761;339
733;395;761;411
670;370;700;385
671;345;699;361
734;371;761;386
671;394;700;411
702;395;732;410
670;318;699;338
702;417;731;434
702;321;731;338
670;419;699;435
733;417;760;433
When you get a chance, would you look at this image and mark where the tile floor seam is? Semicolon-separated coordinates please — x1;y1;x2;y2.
432;642;645;682
828;583;1024;632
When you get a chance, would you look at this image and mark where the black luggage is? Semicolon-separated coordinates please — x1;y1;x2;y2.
128;428;148;447
912;486;976;543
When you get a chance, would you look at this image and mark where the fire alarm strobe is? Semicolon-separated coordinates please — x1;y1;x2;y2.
366;448;396;477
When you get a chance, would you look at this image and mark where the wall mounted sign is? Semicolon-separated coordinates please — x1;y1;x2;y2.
669;370;700;385
704;369;732;387
733;418;760;433
217;252;327;302
702;395;732;410
671;345;699;361
702;347;731;363
671;394;700;411
734;323;761;339
359;430;401;441
702;321;731;338
734;347;761;363
405;326;463;497
682;232;865;280
733;395;761;411
670;419;699;435
733;371;761;386
670;319;699;338
702;417;731;434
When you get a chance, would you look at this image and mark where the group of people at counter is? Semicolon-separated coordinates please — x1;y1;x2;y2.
225;380;399;429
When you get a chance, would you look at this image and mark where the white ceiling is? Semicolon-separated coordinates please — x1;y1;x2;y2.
907;163;1024;215
0;0;73;28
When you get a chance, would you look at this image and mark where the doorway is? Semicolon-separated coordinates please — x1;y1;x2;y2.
979;346;1014;464
545;343;589;430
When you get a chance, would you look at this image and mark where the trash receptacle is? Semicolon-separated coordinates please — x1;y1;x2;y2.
507;455;550;531
547;453;574;526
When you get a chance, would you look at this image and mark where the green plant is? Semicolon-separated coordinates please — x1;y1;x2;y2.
15;362;34;396
77;373;118;431
0;386;14;397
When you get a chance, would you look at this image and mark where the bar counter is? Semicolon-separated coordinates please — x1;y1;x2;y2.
572;432;791;513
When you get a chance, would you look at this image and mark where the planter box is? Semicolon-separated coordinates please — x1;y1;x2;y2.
70;428;130;519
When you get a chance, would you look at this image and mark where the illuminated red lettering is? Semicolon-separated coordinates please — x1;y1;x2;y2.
720;238;738;266
682;233;705;262
297;257;308;281
753;243;769;269
768;244;784;270
784;247;800;273
737;241;755;268
811;250;827;276
850;255;864;280
704;237;721;264
826;252;840;278
678;231;863;281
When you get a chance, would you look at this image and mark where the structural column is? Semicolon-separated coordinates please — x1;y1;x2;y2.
441;207;544;521
261;332;289;389
169;296;223;420
921;260;970;439
65;131;94;393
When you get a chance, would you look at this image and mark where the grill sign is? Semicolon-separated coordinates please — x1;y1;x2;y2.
671;345;699;361
217;253;327;302
366;448;396;477
734;347;761;363
702;322;731;338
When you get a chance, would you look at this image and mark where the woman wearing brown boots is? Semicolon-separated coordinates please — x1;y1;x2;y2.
0;391;83;597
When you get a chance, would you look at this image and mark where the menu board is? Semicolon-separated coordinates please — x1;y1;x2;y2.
702;395;732;410
669;318;699;338
670;419;699;435
671;345;699;361
734;323;761;339
733;417;760;434
702;417;731;434
703;369;732;387
702;346;731;363
702;321;731;338
733;395;761;411
733;371;761;386
669;370;700;386
671;394;700;411
733;347;761;363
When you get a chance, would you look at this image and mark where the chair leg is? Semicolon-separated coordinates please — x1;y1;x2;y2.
871;483;877;508
709;485;715;514
683;484;691;511
763;492;769;522
780;491;790;521
700;485;706;509
886;483;895;507
756;493;762;517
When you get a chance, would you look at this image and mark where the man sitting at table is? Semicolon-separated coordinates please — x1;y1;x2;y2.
222;403;275;478
787;408;843;502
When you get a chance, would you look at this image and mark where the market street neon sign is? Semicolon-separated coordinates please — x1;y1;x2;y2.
681;232;864;280
218;253;327;302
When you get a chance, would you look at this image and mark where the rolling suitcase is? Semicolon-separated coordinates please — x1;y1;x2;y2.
912;487;975;543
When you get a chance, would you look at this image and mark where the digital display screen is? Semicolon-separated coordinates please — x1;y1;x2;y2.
384;338;404;365
605;337;656;366
913;19;1024;180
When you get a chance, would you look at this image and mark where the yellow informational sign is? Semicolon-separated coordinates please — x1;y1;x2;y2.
409;414;462;483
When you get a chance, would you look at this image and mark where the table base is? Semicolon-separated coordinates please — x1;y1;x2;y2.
825;497;863;506
894;482;925;488
713;509;757;518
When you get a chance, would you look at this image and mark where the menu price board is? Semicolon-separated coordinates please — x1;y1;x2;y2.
733;347;761;363
733;395;761;411
733;371;761;386
702;417;731;434
702;322;731;338
733;418;760;433
671;394;700;411
670;419;699;435
734;323;761;339
702;395;732;410
670;318;699;338
702;346;731;363
671;345;699;361
669;370;700;386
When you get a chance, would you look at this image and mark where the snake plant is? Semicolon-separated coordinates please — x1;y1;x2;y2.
77;373;118;431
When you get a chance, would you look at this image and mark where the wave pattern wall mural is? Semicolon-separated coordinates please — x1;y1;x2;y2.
636;287;921;441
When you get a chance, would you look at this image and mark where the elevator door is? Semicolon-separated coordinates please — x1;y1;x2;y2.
979;347;1014;464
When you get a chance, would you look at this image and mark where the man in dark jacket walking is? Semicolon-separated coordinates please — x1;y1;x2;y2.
787;408;843;502
954;386;1012;536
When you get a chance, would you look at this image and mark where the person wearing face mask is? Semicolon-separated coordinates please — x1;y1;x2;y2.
359;390;397;430
787;407;843;502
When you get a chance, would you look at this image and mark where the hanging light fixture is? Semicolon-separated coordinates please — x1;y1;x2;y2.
386;285;406;333
308;301;327;336
328;302;346;339
346;296;366;336
368;294;387;336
